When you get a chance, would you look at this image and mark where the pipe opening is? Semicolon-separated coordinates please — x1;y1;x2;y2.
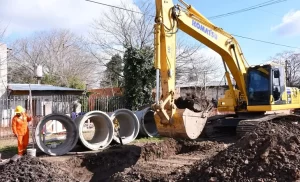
40;120;67;149
135;107;158;137
143;110;158;136
111;109;139;144
83;115;112;145
76;111;114;150
81;119;95;142
114;114;134;139
35;114;78;156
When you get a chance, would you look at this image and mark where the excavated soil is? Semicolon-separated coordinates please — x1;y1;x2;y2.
36;138;232;182
37;138;192;182
179;117;300;182
53;145;142;182
110;139;231;181
0;155;78;182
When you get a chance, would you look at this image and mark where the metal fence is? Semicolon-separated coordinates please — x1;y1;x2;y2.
0;94;125;139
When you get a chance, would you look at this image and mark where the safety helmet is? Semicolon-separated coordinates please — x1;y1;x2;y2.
15;105;24;113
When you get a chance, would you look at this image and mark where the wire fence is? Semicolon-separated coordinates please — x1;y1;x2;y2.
0;94;125;139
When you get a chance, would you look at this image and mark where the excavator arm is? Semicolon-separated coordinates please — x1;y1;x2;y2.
152;0;250;139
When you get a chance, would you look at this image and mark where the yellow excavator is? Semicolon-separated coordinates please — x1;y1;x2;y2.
152;0;300;139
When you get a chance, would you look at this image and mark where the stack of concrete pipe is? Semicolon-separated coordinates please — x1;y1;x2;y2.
34;107;158;156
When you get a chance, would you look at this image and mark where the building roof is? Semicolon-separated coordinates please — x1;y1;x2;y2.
7;84;84;92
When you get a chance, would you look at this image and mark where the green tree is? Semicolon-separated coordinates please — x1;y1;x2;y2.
41;74;85;90
41;74;59;86
101;54;124;87
123;46;156;110
67;77;86;90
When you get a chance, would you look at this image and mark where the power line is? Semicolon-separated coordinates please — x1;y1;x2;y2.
85;0;299;49
208;0;287;20
85;0;154;17
232;34;299;49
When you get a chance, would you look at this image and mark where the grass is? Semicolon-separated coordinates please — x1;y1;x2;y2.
132;136;165;143
0;138;17;149
0;145;17;154
0;139;18;158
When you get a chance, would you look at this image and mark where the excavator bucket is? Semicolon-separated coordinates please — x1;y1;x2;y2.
153;97;214;139
154;108;211;139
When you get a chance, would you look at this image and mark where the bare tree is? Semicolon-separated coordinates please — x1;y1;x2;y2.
86;1;155;86
268;50;300;87
88;0;154;57
0;21;8;92
8;29;97;88
0;21;7;42
88;0;220;87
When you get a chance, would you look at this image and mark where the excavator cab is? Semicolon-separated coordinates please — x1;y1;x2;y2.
246;64;287;109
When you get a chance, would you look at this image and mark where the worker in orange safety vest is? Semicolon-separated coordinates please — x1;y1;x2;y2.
11;105;32;156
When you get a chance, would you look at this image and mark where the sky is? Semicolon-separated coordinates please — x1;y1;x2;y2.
0;0;300;66
188;0;300;64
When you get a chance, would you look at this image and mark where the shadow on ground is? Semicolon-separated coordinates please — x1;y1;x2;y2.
83;145;141;182
0;146;17;159
50;144;142;182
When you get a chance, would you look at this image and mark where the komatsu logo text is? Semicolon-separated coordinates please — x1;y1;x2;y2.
192;20;218;40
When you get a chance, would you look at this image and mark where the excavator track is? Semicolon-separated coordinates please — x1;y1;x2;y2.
236;113;300;138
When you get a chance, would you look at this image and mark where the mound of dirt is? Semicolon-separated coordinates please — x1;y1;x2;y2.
139;138;180;161
181;117;300;182
51;139;179;182
78;145;141;181
0;155;78;182
110;139;231;182
110;138;183;181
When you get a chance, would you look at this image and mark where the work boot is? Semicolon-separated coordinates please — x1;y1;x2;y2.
11;154;22;162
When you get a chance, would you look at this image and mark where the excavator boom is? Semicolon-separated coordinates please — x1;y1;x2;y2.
153;0;300;140
152;0;250;139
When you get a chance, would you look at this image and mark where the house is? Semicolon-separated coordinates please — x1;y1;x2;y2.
0;84;84;136
0;42;85;137
6;83;84;115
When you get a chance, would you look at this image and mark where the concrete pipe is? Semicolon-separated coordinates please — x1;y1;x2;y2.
110;109;140;144
35;114;78;156
75;111;114;150
135;107;158;137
